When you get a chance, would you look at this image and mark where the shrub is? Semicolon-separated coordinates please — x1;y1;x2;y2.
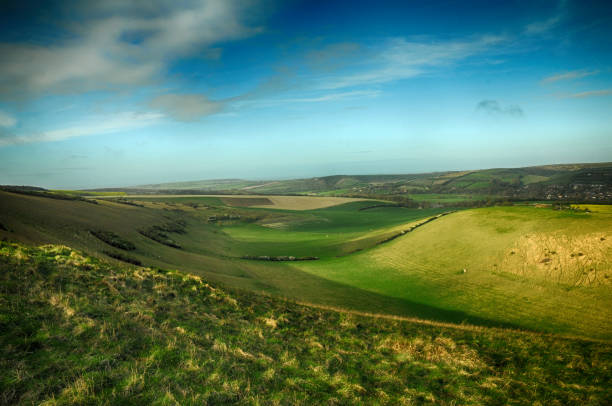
103;250;142;266
90;230;136;251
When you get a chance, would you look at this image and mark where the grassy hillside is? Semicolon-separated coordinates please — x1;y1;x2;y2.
1;190;610;340
0;191;466;324
292;206;612;339
1;241;610;405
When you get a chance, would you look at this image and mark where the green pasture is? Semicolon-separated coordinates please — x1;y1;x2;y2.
291;206;612;339
1;190;610;339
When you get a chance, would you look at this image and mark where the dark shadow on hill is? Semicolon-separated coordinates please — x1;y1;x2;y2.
0;190;550;334
188;259;526;332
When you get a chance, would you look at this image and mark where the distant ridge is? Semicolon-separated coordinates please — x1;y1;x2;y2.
85;162;612;203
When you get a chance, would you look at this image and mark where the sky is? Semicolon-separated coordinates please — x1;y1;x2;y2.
0;0;611;189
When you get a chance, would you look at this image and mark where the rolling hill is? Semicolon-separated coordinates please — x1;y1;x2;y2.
1;189;610;340
89;162;612;204
2;241;610;404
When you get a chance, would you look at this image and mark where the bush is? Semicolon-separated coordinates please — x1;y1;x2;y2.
90;230;136;251
139;227;181;249
103;250;142;266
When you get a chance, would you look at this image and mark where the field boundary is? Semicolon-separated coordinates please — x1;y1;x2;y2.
374;210;456;246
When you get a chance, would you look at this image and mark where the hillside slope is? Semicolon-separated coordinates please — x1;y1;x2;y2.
293;206;612;339
1;242;610;405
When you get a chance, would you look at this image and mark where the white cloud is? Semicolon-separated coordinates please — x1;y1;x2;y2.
0;111;163;146
233;90;381;109
525;15;562;35
150;93;222;121
0;0;260;99
564;89;612;99
524;0;567;35
0;110;16;127
319;35;506;90
541;69;599;84
283;90;381;103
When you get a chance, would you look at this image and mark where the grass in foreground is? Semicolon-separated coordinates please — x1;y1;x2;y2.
1;241;611;405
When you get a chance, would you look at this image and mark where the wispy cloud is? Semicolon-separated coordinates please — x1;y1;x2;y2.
0;0;260;100
476;100;524;117
541;69;599;84
319;35;506;90
563;89;612;98
150;93;222;121
235;90;381;108
276;90;381;103
524;0;568;35
0;111;163;146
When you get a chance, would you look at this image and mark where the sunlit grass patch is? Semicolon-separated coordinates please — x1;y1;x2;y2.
1;241;610;404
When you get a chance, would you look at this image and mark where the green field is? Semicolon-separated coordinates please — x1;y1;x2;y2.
289;207;611;338
1;190;610;341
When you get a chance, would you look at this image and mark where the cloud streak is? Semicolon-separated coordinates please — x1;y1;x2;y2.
524;0;568;35
0;111;163;146
542;69;599;84
563;89;612;98
251;90;381;106
318;35;506;90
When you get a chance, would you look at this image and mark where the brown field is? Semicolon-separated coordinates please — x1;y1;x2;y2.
250;195;366;210
93;194;367;210
220;197;273;207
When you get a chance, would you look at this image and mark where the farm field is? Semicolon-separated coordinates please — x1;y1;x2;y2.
94;194;366;210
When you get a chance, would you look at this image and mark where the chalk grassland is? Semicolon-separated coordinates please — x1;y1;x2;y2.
1;191;611;339
0;191;460;326
290;206;612;339
1;242;611;405
94;194;368;210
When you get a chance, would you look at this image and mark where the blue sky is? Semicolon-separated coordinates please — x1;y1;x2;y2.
0;0;611;188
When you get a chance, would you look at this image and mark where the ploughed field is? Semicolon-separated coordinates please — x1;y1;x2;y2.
1;190;611;340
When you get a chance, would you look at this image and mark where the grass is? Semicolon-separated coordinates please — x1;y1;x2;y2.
52;190;127;197
1;190;610;340
221;203;449;258
292;206;612;339
1;241;610;405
